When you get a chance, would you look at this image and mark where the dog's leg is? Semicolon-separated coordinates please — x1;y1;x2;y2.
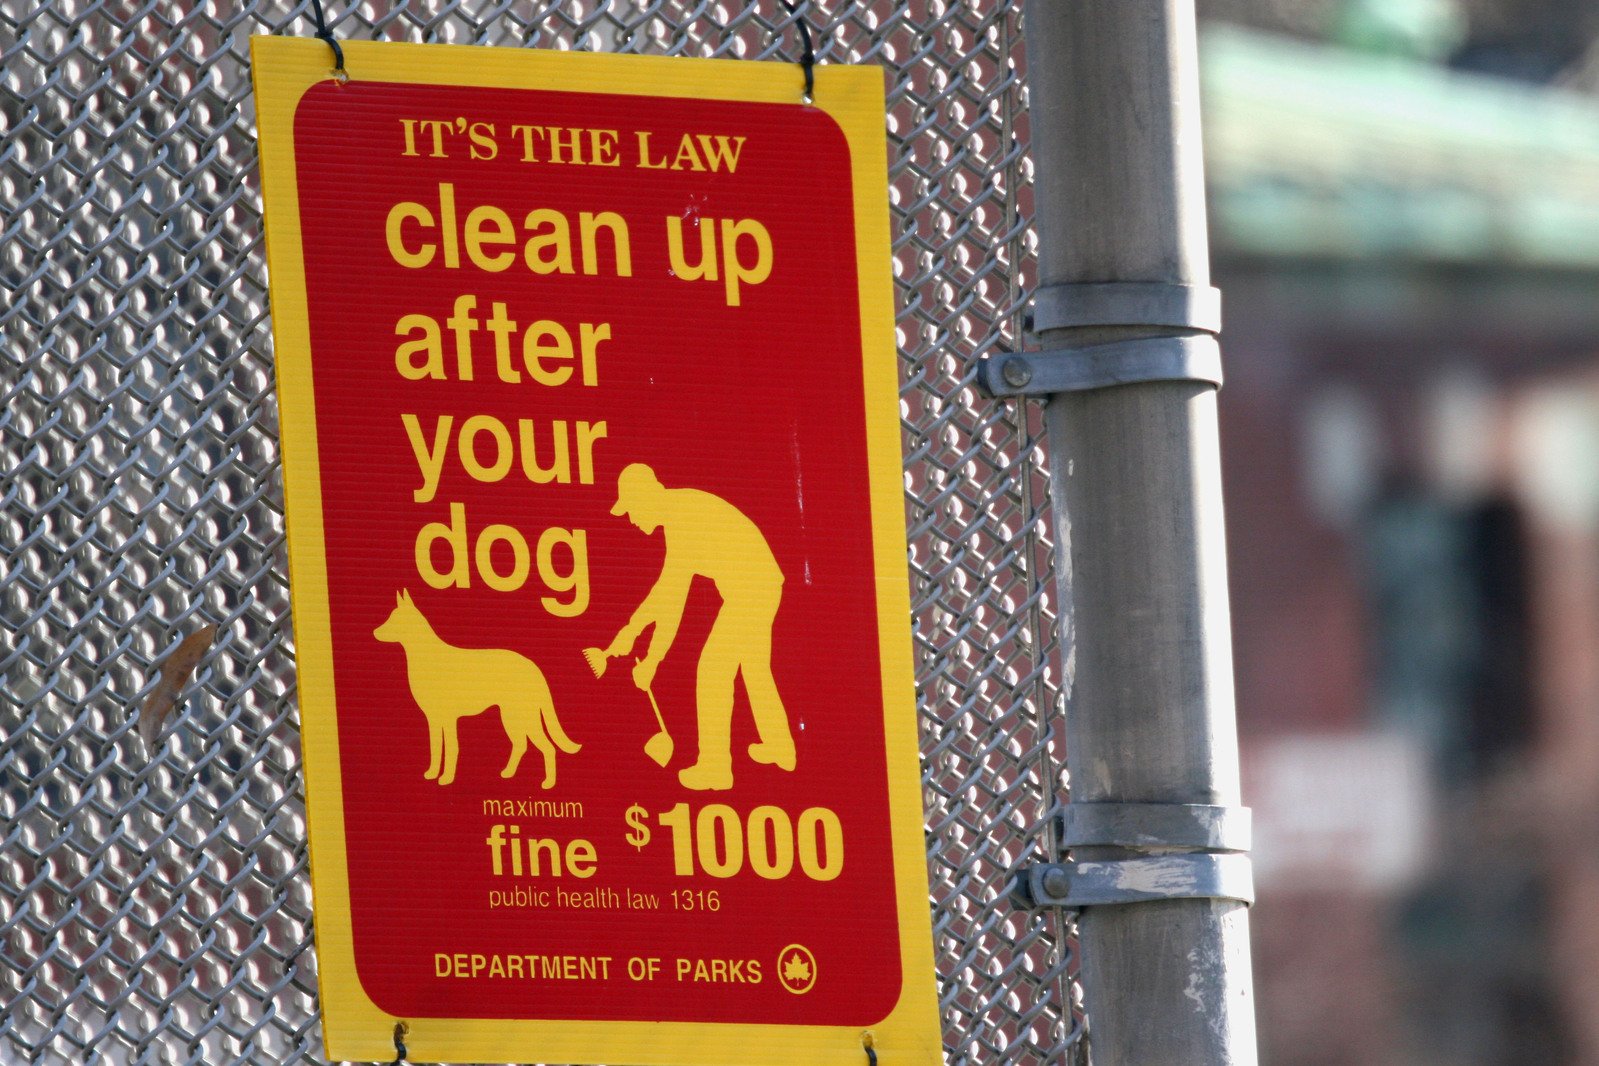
440;720;459;785
424;716;442;781
530;722;558;790
501;711;527;780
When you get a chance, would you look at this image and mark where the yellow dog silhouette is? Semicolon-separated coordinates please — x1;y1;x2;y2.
373;590;579;787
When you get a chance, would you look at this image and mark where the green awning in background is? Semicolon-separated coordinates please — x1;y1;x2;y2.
1203;24;1599;270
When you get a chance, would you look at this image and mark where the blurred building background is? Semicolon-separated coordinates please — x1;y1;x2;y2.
1195;1;1599;1062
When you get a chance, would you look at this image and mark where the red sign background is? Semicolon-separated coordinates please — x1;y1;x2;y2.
292;79;903;1025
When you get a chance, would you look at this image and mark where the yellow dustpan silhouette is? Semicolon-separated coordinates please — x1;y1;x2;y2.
584;647;674;767
638;687;674;767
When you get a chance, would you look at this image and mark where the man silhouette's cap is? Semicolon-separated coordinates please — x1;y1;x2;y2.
611;463;657;516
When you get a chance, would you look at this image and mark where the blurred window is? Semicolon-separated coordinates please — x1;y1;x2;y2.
1362;491;1534;780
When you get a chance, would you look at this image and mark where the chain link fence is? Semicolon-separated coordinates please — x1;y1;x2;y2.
0;1;1081;1061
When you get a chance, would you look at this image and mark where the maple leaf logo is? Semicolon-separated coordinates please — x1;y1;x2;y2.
783;953;812;985
778;945;816;994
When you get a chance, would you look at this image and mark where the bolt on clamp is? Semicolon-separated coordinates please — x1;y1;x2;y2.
1011;802;1254;910
979;281;1225;398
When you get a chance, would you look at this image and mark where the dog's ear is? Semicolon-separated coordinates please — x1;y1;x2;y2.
395;591;403;607
401;589;413;606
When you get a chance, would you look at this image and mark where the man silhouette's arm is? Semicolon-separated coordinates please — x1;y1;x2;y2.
604;554;691;662
631;564;690;690
604;607;649;660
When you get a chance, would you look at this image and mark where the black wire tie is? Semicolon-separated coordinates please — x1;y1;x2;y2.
389;1020;409;1064
306;0;347;81
777;0;817;103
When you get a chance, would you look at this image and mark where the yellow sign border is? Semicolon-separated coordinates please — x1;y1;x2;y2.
252;36;940;1065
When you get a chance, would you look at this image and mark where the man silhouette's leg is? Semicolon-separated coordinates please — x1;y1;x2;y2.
680;609;737;791
740;593;794;771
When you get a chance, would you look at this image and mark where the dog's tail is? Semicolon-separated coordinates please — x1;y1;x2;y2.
542;700;581;755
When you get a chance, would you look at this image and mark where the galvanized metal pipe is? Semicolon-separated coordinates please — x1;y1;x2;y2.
1021;0;1260;1062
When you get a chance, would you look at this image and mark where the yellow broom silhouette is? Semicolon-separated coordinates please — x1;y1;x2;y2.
583;647;674;767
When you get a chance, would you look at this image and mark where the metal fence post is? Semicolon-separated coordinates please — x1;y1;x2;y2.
1020;1;1260;1063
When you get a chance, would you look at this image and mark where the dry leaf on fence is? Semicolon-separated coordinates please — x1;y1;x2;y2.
138;624;217;749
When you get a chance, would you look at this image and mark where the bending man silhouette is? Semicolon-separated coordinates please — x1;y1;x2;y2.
601;463;795;791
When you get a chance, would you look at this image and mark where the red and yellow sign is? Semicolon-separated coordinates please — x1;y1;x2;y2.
252;38;939;1065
